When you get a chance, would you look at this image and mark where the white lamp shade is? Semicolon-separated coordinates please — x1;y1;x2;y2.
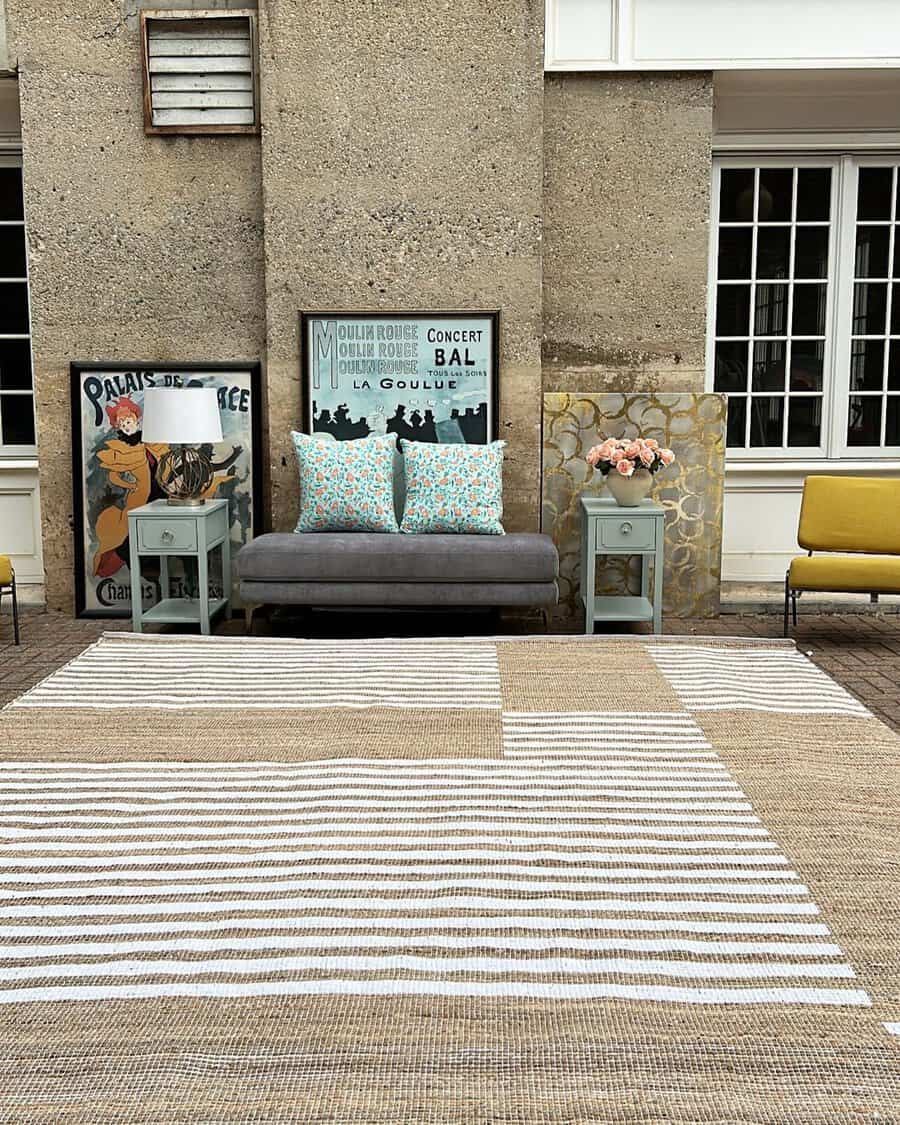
141;387;224;444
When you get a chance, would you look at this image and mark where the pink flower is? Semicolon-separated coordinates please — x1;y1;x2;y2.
616;458;635;477
659;448;676;466
588;438;611;460
610;449;626;463
624;441;641;459
639;446;655;467
644;438;659;450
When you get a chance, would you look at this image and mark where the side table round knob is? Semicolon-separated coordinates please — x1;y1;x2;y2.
160;529;175;544
620;521;633;535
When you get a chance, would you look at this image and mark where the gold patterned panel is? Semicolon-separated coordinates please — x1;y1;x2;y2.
542;392;726;620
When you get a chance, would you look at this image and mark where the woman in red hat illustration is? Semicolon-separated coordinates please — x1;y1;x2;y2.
92;396;167;578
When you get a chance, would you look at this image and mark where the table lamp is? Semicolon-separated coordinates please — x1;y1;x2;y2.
141;386;224;506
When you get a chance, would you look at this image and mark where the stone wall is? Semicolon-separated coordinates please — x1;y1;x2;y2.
6;0;267;610
542;73;713;396
256;0;545;534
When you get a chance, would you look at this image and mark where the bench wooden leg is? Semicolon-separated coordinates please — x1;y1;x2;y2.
244;602;261;636
540;607;551;633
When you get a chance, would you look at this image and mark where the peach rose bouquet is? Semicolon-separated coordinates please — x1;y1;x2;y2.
585;436;675;478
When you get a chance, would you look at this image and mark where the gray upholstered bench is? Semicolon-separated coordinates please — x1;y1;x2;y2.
237;532;559;630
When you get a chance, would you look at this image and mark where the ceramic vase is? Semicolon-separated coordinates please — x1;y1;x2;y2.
605;467;653;507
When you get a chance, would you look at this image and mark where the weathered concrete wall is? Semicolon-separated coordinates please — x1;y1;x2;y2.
257;0;545;534
6;0;266;610
542;73;713;396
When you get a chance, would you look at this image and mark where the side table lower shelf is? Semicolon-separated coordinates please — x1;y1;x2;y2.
139;597;229;628
584;594;655;624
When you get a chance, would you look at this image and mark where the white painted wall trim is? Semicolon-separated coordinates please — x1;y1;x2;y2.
726;460;900;485
715;133;900;155
546;1;900;72
722;461;900;582
0;463;44;585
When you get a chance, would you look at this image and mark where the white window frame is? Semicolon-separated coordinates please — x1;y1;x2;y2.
0;150;36;460
707;150;900;462
545;0;900;72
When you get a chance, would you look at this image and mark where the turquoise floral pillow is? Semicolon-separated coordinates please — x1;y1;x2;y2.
291;432;400;533
399;440;506;535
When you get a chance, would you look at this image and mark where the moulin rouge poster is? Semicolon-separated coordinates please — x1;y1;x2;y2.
71;364;261;618
300;312;499;443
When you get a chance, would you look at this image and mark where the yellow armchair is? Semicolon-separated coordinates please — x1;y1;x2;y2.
785;476;900;634
0;556;19;646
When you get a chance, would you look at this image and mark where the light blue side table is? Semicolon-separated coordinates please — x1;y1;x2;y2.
580;495;665;634
127;499;230;635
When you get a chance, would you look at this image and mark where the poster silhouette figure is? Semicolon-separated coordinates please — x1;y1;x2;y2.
313;400;487;444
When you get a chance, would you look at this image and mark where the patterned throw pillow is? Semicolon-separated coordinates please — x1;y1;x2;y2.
399;440;506;535
291;432;400;533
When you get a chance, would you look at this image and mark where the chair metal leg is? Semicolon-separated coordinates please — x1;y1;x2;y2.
783;573;789;637
1;580;19;646
792;591;798;628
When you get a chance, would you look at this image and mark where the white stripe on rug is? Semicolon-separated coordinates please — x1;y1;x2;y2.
0;916;834;939
0;934;844;959
0;981;871;1006
0;953;855;984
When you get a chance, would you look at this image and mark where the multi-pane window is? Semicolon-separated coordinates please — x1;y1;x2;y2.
712;164;832;452
848;166;900;449
709;156;900;458
0;162;35;454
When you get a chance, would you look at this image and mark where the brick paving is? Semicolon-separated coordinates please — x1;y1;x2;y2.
2;606;899;734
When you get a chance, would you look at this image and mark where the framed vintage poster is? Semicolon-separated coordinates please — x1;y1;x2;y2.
299;311;499;443
70;362;263;619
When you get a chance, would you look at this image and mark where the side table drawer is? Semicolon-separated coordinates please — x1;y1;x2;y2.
136;518;197;553
596;515;657;551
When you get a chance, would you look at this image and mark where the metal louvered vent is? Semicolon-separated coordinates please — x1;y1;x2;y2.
142;11;259;134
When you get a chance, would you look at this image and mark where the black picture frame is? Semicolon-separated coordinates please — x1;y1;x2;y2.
299;310;500;444
69;361;263;619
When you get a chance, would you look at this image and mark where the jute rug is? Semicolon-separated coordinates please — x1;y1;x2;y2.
0;632;898;1122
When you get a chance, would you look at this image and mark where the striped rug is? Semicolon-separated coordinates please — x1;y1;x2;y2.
0;632;897;1121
